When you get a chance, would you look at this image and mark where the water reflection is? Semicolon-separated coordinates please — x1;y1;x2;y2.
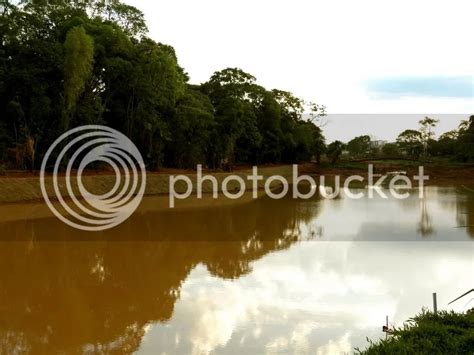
454;187;474;237
0;197;321;354
0;187;472;353
0;194;322;243
138;242;473;354
417;196;434;237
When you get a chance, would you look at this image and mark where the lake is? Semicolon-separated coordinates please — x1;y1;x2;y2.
0;186;473;354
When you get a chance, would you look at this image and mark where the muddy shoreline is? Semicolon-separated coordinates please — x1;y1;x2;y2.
0;163;473;204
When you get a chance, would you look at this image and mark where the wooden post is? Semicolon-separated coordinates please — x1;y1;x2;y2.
433;293;438;314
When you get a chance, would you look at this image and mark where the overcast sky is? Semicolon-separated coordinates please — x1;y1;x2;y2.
125;0;473;141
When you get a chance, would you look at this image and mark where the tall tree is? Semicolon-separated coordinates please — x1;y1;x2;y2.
166;87;215;168
347;135;371;158
326;141;345;164
203;68;264;168
63;26;94;130
457;115;474;162
419;116;439;156
397;129;423;158
0;2;327;171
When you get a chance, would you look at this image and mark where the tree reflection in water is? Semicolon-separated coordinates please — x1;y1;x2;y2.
456;186;474;238
0;196;322;354
417;193;434;237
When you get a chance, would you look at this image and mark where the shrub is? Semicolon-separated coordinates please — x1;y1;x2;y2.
357;311;474;354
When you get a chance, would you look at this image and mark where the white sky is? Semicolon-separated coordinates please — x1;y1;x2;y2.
125;0;473;141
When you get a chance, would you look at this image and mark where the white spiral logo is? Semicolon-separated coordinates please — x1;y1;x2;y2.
40;125;147;231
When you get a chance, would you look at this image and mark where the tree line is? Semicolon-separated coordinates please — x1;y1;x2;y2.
326;116;474;164
0;0;326;171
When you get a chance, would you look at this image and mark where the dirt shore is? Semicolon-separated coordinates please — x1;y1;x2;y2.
0;163;472;204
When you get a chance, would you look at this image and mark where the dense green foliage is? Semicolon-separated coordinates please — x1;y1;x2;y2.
338;116;474;162
326;140;345;164
2;1;471;170
396;129;424;158
347;135;371;158
398;116;474;161
358;311;474;354
0;0;326;170
456;116;474;162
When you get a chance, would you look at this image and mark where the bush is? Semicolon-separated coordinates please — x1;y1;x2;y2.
357;311;474;354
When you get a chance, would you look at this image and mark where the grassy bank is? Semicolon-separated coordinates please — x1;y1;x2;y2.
0;165;298;204
357;311;474;354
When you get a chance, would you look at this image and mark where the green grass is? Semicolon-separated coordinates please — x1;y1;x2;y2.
0;166;296;204
357;311;474;355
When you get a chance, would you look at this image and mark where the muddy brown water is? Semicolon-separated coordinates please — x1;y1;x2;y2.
0;186;473;353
